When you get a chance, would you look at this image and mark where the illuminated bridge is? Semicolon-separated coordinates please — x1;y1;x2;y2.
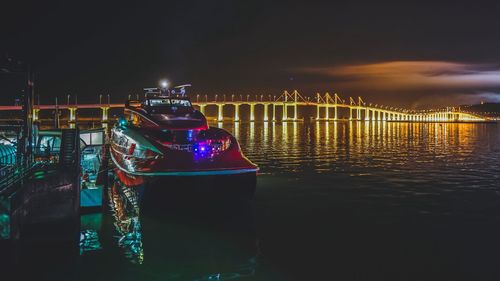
0;90;489;123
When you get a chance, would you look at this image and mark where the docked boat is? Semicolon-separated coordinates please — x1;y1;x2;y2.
109;86;258;197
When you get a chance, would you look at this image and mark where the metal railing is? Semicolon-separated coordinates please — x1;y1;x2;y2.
0;145;60;193
0;162;42;195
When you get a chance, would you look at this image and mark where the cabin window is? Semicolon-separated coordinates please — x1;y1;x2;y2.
80;131;105;146
170;99;191;107
37;135;61;153
149;99;171;106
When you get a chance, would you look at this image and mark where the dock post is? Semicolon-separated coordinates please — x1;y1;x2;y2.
101;107;109;122
272;104;276;122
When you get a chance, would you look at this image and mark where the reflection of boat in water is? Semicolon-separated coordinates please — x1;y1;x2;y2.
108;178;144;264
109;87;258;199
108;175;258;278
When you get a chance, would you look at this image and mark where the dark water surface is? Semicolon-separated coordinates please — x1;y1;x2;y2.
12;122;500;280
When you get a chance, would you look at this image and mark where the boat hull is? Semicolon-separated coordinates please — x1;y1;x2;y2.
110;126;258;177
109;124;258;200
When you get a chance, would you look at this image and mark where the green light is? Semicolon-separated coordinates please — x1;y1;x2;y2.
118;117;128;127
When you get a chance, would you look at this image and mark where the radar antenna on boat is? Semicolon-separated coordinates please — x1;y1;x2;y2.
173;84;192;97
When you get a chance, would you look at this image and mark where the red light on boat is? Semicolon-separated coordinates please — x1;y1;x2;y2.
128;143;136;155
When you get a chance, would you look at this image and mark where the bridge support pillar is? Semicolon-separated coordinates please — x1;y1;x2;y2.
69;107;77;122
272;104;276;122
334;105;337;120
101;107;109;122
293;104;298;121
282;104;287;121
217;104;224;122
33;108;40;121
234;104;240;122
365;108;370;121
349;108;353;120
264;104;269;121
325;106;329;120
316;105;320;120
200;104;206;115
250;104;255;122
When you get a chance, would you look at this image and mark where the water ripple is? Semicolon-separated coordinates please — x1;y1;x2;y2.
218;122;500;195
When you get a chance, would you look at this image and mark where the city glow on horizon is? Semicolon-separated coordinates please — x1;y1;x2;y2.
294;61;500;105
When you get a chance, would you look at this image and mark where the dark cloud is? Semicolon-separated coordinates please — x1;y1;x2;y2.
1;1;500;107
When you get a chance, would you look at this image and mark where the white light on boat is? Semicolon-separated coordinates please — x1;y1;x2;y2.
160;80;169;88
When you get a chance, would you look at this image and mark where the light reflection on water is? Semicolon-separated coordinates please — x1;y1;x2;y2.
221;121;500;194
75;121;500;280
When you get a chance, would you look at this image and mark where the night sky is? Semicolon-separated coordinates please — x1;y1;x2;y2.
2;1;500;108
